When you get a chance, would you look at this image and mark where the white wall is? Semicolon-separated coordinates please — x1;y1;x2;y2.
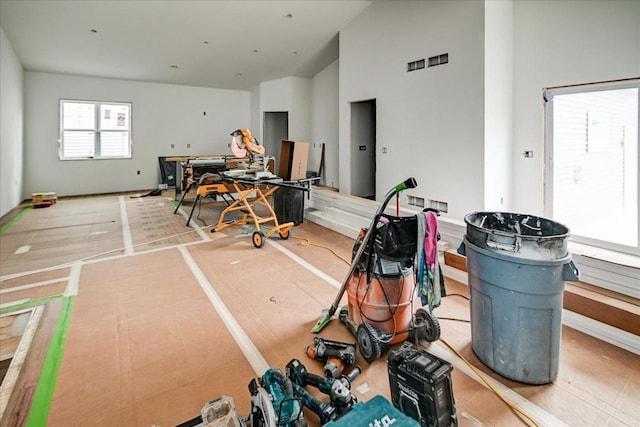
0;28;24;217
256;76;313;174
290;77;311;143
339;0;485;221
311;60;339;187
257;78;292;155
512;0;640;216
23;72;250;198
484;0;514;212
250;86;261;145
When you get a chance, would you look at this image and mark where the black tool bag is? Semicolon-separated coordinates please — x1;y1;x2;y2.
374;213;418;262
352;214;418;278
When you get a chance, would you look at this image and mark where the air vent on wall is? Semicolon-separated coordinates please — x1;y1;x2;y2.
408;195;448;213
407;195;425;208
407;59;426;72
428;53;449;67
427;199;448;213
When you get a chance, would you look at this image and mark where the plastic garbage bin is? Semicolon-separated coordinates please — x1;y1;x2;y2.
458;212;579;384
273;186;304;225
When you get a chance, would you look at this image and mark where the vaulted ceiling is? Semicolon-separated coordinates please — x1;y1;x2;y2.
0;0;372;91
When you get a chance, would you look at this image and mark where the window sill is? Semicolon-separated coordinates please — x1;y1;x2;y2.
568;241;639;269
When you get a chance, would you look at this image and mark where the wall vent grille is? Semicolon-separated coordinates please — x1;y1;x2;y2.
407;59;426;72
428;53;449;67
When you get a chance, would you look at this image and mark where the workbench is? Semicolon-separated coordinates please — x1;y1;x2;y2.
163;155;247;201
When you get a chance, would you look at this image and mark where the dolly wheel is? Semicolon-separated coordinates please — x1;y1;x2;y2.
415;308;441;342
357;323;381;363
279;228;290;240
252;231;265;248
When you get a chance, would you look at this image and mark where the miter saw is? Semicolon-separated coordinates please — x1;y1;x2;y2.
226;128;278;180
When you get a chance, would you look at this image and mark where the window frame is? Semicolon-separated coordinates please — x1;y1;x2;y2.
59;99;133;160
544;78;640;256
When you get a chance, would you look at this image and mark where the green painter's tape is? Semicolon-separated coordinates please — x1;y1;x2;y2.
0;294;64;313
25;296;75;427
0;206;32;235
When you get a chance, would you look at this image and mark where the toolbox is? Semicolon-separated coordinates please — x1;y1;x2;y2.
324;395;420;427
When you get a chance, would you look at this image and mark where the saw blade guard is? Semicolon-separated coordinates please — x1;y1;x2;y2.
230;129;248;158
230;128;266;159
251;387;277;427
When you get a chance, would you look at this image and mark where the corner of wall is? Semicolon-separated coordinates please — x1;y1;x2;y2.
0;28;25;218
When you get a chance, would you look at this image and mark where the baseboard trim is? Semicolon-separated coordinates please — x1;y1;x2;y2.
562;309;640;355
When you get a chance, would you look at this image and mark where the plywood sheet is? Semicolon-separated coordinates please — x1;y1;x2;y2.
1;195;638;427
48;249;257;427
126;197;203;251
0;197;123;276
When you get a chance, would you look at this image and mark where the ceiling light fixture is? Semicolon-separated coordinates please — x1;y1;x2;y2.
90;29;97;33
203;41;209;44
284;13;293;19
253;49;259;53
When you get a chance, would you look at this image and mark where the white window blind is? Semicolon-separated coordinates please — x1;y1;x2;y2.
545;80;639;255
60;100;132;159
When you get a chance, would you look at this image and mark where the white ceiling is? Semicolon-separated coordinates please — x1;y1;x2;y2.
0;0;372;91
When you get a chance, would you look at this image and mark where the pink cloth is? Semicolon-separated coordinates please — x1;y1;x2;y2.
424;211;438;270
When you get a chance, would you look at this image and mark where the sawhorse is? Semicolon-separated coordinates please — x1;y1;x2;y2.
178;183;235;226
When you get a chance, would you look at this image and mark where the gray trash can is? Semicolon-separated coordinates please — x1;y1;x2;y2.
458;212;579;384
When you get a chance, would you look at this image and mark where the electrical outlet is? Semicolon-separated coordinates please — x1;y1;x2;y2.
524;151;533;158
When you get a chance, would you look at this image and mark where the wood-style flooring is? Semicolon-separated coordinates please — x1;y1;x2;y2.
0;193;638;426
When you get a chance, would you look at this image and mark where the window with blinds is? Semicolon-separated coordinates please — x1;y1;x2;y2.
59;100;132;159
545;80;639;255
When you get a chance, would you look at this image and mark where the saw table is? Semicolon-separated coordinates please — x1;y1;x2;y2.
212;177;302;248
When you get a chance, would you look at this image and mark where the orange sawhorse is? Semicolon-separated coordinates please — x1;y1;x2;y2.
212;180;294;248
184;183;234;226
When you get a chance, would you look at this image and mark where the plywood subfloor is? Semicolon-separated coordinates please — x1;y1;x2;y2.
0;194;638;426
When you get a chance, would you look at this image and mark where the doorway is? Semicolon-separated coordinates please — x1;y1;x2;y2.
350;100;376;199
263;112;288;168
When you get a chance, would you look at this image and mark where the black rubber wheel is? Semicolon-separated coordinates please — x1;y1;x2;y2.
357;323;381;363
252;231;265;248
415;308;441;342
279;228;290;239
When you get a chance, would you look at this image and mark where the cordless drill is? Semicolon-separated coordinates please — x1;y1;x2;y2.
305;337;357;378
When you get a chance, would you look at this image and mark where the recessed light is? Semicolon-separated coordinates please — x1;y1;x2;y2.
284;13;293;19
170;65;179;69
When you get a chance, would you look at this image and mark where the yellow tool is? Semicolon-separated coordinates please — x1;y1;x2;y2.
212;179;293;248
